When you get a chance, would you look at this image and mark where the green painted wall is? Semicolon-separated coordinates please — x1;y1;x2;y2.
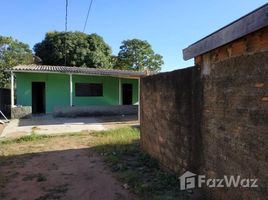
73;75;119;106
15;72;139;113
16;73;70;113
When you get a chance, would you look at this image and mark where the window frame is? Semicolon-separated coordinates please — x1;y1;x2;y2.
75;83;103;97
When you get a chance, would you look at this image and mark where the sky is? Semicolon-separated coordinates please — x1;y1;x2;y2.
1;0;267;72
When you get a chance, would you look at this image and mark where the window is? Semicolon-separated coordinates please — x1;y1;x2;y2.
75;83;103;97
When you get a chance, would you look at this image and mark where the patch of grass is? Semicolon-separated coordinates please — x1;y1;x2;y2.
0;134;53;145
90;127;189;200
90;127;140;165
0;132;90;145
90;127;139;144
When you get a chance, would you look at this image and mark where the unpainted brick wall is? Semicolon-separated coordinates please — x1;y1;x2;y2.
140;66;202;174
140;50;268;199
200;50;268;199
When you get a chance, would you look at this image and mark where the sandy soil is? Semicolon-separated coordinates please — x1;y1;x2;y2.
0;136;132;200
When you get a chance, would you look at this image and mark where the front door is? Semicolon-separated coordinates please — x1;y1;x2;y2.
32;82;45;114
122;83;132;105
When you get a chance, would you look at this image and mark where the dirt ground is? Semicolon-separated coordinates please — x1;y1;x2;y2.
0;135;132;200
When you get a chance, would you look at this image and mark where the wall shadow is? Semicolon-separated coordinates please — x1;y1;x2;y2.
0;146;129;200
0;139;186;200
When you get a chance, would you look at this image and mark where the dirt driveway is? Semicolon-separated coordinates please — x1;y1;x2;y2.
0;134;132;200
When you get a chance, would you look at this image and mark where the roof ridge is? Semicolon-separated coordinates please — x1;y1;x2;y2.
9;65;150;78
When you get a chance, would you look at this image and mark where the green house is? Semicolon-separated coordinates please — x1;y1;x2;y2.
9;65;147;116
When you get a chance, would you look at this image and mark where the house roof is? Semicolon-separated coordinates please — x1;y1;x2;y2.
183;3;268;60
9;65;149;78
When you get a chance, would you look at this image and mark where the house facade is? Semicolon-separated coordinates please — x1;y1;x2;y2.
10;65;146;116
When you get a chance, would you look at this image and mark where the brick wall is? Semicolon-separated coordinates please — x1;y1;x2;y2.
200;50;268;199
140;66;202;174
195;27;268;65
140;50;268;199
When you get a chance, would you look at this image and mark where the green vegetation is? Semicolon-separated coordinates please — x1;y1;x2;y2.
116;39;163;72
34;32;163;72
0;32;164;87
0;36;35;87
90;127;188;200
34;32;113;68
0;133;53;145
0;132;89;145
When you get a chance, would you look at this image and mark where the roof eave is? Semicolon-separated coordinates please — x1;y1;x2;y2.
8;69;146;79
183;3;268;60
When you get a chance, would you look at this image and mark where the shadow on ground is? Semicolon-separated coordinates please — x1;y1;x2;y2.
0;138;188;200
0;147;132;200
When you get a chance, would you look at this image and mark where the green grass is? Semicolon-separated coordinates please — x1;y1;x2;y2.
0;132;89;145
90;127;189;200
0;134;53;145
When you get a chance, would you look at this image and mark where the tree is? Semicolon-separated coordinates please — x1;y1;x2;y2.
34;32;114;68
0;36;34;88
116;39;164;72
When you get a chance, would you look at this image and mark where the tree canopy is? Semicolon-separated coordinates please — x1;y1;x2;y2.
116;39;163;72
0;33;164;88
0;36;34;88
34;32;113;68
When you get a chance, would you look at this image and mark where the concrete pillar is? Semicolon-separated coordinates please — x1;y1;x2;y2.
69;74;73;106
11;71;15;108
138;77;140;122
119;78;122;105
